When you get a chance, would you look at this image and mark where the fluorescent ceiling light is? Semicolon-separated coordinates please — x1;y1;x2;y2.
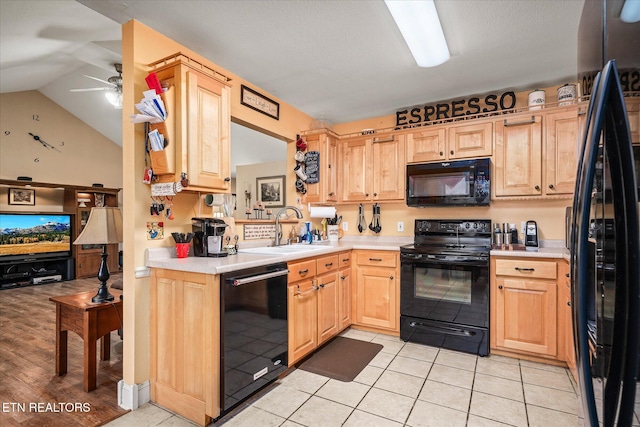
384;0;450;67
620;0;640;23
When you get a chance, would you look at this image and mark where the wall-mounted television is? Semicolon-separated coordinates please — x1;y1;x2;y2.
0;213;72;262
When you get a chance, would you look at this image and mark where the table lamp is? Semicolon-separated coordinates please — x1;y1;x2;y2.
73;207;123;303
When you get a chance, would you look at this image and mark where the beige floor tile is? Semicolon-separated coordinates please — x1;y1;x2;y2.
406;399;467;427
519;358;569;374
427;363;475;389
371;336;405;355
374;369;425;398
484;353;520;365
105;403;173;427
475;356;521;381
434;349;477;372
368;349;395;369
279;368;329;394
397;343;439;362
527;404;581;427
374;333;405;343
280;421;304;427
466;414;514;426
289;395;353;427
315;378;370;407
252;384;311;418
473;372;524;402
356;387;415;423
386;355;432;379
353;365;384;386
469;391;528;427
523;383;580;415
221;406;285;427
520;366;575;392
340;328;377;342
418;380;471;412
156;415;198;426
343;409;403;427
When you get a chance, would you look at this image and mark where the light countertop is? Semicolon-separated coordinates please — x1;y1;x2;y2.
490;240;569;261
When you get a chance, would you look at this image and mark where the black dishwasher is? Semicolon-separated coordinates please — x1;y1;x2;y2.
220;263;288;413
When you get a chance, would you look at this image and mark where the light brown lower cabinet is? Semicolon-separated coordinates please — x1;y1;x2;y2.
491;257;558;359
353;250;399;333
559;260;577;380
149;268;220;427
287;252;351;364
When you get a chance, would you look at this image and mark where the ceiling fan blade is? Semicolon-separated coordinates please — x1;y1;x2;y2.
70;87;110;92
83;75;114;86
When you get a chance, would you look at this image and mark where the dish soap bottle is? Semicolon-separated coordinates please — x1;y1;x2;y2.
305;221;313;244
289;226;297;243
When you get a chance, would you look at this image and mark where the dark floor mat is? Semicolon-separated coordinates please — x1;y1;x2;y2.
298;336;383;382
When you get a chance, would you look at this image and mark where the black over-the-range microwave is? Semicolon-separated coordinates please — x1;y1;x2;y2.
406;157;491;207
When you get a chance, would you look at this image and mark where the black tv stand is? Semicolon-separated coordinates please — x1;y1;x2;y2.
0;256;74;290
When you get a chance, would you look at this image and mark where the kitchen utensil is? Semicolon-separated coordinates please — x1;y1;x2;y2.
357;204;366;233
368;205;375;232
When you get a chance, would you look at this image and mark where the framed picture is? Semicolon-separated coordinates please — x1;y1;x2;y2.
241;85;280;120
256;175;285;208
8;188;35;205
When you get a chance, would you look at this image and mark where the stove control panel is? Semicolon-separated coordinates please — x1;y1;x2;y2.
415;219;491;234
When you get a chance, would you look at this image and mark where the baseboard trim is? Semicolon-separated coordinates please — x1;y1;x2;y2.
117;379;150;411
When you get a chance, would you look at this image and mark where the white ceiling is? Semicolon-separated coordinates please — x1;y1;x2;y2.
1;0;586;170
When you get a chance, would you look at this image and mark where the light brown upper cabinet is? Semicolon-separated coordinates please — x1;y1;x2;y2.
544;109;582;195
339;134;405;202
405;121;492;163
627;98;639;144
304;131;338;203
493;114;544;197
149;54;232;193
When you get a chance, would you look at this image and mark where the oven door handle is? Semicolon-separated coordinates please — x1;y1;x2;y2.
226;268;289;286
401;253;423;260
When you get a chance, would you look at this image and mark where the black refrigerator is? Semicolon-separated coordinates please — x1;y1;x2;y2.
572;1;640;426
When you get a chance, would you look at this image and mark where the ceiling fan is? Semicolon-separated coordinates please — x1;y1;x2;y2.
70;63;122;109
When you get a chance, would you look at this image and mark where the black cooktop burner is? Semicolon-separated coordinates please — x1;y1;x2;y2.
403;219;492;257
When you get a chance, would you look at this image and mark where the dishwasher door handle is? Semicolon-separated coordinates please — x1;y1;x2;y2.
227;268;289;286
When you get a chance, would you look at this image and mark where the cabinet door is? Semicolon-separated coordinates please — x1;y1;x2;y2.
448;122;493;160
185;69;231;191
288;280;318;364
544;110;579;195
626;98;639;144
305;133;338;203
149;269;219;425
317;272;339;345
339;268;352;330
373;135;405;201
559;262;576;378
495;277;557;357
494;115;542;197
76;253;104;279
340;138;372;202
405;128;446;163
355;267;397;331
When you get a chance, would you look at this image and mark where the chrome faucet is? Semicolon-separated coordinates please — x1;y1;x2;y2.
274;206;303;246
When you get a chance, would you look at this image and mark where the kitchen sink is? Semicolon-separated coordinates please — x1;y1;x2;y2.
239;244;329;255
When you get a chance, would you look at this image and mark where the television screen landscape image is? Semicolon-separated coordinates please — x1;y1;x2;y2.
0;214;72;258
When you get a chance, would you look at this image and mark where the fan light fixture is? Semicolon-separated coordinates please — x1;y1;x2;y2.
105;88;122;109
384;0;450;68
621;0;640;23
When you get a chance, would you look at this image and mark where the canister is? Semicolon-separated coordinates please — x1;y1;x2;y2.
557;84;577;106
528;89;545;110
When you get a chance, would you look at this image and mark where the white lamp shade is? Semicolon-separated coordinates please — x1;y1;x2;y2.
74;207;123;245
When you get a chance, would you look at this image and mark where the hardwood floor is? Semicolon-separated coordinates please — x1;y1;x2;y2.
0;274;128;426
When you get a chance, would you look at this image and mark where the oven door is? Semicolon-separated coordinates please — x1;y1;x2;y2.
400;253;489;329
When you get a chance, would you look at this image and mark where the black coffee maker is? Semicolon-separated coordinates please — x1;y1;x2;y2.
192;217;228;257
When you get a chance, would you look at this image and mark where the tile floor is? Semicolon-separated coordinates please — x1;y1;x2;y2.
105;328;638;426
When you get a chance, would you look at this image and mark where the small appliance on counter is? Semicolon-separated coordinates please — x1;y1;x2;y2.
191;217;229;257
524;220;539;250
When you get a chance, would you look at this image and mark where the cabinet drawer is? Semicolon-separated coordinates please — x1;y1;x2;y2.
339;252;352;268
494;258;557;280
288;259;317;282
317;255;339;275
356;251;397;268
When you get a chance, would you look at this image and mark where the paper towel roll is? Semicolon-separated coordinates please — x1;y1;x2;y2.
309;206;337;218
205;194;225;206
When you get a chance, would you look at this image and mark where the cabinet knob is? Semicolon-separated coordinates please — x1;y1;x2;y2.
567;301;571;306
328;192;335;196
365;193;369;197
439;151;444;156
224;177;231;182
565;273;570;278
549;184;555;189
373;193;378;197
319;283;325;288
340;275;346;280
450;150;454;155
389;275;394;280
498;285;503;289
534;185;541;191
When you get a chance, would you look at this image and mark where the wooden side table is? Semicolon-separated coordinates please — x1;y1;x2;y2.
49;290;123;392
